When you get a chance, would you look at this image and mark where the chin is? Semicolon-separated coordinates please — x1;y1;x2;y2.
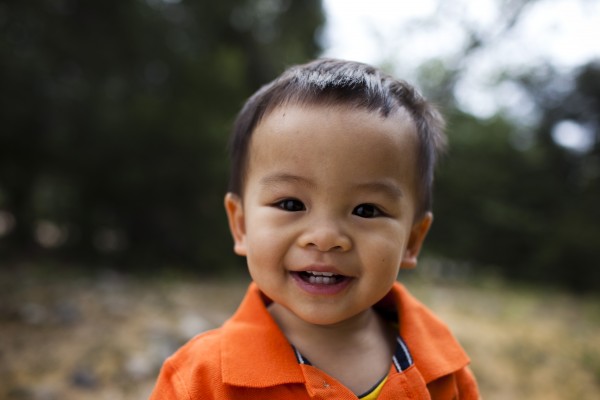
293;308;357;327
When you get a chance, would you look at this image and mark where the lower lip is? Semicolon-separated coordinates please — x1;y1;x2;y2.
290;272;353;295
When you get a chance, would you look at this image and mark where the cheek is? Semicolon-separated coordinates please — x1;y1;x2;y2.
244;219;292;265
246;207;299;242
246;221;286;249
363;235;405;273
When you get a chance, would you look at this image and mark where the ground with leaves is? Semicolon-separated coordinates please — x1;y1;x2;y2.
1;264;599;399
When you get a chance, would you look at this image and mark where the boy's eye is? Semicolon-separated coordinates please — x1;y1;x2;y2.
276;199;305;212
353;204;382;218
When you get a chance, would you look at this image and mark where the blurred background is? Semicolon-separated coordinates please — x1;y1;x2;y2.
1;0;599;399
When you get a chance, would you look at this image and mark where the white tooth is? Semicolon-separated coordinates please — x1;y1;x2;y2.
323;277;332;284
308;271;334;277
309;276;317;284
315;276;324;284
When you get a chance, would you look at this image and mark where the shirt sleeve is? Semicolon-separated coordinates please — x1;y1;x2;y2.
455;367;480;400
426;366;480;399
149;359;193;400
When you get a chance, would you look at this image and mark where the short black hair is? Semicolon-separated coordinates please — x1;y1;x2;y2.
228;58;446;217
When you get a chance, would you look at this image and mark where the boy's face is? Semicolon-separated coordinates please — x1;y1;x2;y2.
225;104;432;326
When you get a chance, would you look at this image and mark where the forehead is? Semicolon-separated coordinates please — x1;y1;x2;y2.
245;103;420;192
252;102;417;153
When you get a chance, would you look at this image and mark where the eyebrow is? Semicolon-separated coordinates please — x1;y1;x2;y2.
354;181;404;199
259;173;316;189
260;174;403;199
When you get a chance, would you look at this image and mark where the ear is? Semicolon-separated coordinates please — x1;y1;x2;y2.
401;212;433;269
224;193;247;256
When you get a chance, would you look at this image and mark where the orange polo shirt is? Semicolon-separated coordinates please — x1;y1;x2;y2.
150;282;479;399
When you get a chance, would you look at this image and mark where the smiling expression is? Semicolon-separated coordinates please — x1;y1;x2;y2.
225;104;432;326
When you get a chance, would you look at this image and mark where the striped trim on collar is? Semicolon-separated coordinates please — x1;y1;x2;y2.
293;345;311;365
392;336;413;372
292;335;414;371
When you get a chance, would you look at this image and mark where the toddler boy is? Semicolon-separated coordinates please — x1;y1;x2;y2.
151;59;479;399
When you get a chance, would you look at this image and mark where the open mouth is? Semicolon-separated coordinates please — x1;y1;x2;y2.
295;271;347;285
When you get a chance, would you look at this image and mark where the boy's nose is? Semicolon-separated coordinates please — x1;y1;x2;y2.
297;220;352;252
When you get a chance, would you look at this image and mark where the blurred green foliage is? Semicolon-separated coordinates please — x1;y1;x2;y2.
428;62;600;292
0;0;324;271
0;0;598;291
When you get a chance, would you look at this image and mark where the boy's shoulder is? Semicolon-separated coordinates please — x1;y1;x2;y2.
153;327;226;395
165;327;223;366
151;283;306;398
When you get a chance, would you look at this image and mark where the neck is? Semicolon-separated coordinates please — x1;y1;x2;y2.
268;302;396;395
268;302;391;354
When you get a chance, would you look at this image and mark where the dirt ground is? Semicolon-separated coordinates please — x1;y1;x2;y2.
1;264;599;399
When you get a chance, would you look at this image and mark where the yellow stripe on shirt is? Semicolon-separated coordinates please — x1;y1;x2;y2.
359;375;388;400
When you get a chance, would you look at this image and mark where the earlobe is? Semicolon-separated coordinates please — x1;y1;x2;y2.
401;212;433;269
224;193;247;256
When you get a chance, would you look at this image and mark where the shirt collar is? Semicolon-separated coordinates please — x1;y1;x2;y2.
220;283;306;387
379;283;471;383
220;282;470;387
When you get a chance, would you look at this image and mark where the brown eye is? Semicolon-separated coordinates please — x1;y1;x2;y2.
277;199;305;212
353;204;382;218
